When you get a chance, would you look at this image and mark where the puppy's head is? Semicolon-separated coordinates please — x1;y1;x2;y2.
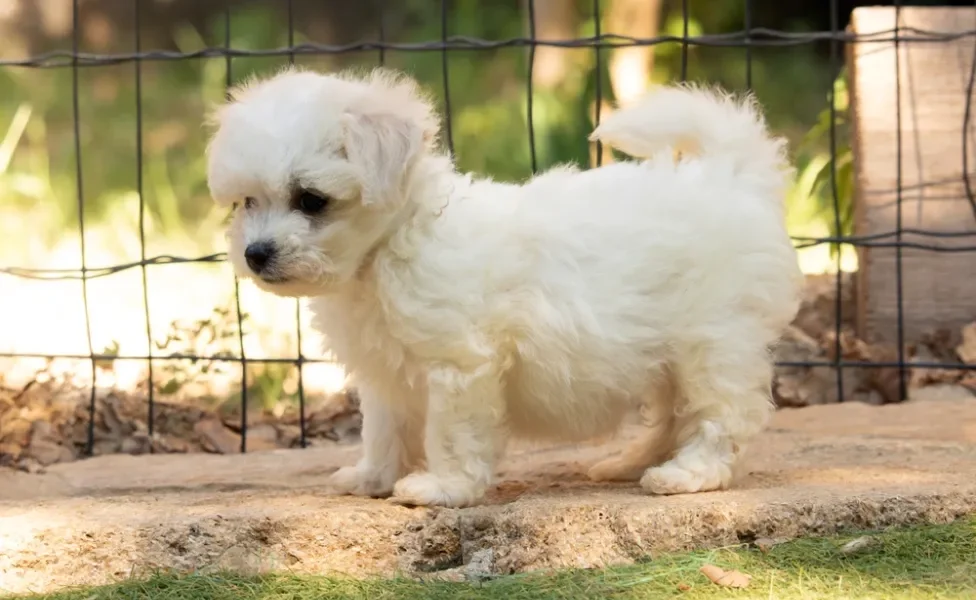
206;67;439;297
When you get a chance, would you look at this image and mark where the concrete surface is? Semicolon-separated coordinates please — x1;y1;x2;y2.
2;393;976;595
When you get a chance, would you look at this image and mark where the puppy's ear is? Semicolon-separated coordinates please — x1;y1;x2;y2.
340;71;439;206
341;109;424;206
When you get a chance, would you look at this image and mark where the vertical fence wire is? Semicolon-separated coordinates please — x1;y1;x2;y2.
592;0;603;167
440;0;455;156
287;0;295;65
965;1;976;223
134;0;156;439
893;0;908;402
828;0;845;403
72;0;98;457
285;0;307;449
378;0;387;67
680;0;689;81
744;0;753;89
526;0;538;175
224;7;250;452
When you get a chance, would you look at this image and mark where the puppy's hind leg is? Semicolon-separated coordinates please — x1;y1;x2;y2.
588;372;677;482
640;336;774;495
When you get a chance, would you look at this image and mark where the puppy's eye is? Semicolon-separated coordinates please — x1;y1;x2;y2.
297;190;329;215
244;196;257;210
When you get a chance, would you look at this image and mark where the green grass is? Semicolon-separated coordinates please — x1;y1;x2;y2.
11;517;976;600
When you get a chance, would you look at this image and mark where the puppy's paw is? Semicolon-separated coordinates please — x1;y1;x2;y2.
587;457;646;482
389;472;482;508
327;465;396;498
639;461;731;495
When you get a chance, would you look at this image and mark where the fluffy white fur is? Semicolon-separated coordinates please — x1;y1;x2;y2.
205;67;804;508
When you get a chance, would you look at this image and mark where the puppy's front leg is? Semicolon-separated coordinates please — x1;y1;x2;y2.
391;368;505;508
328;385;423;498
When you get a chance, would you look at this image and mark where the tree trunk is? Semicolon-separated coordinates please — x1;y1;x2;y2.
529;0;581;90
606;0;663;107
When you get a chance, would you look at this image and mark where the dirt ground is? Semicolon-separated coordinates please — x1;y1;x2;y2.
2;387;976;595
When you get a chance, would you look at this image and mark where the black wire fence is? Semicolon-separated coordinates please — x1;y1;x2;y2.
1;0;975;457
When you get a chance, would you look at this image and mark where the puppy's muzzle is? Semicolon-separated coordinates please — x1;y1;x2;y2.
244;241;276;275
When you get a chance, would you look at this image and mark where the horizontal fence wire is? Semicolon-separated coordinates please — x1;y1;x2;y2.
1;351;973;371
6;228;976;280
1;4;975;458
3;28;976;69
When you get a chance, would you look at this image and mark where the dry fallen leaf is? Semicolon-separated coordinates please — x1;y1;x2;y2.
961;372;976;394
754;537;789;553
957;322;976;364
676;582;691;592
700;564;752;588
840;536;879;555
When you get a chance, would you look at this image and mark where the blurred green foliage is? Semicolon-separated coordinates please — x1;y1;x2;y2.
789;69;853;258
0;0;849;255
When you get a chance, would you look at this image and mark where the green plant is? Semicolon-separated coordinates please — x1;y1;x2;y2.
791;69;854;258
94;340;121;373
245;362;299;416
154;305;240;396
152;304;300;417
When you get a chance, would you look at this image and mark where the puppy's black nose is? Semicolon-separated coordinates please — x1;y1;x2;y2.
244;241;276;273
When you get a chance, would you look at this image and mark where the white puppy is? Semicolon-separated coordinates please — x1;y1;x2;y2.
206;67;803;508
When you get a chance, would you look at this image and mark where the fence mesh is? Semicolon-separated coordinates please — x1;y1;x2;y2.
1;0;975;457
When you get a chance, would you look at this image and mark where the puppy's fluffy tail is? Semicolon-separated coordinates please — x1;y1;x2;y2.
589;84;791;190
